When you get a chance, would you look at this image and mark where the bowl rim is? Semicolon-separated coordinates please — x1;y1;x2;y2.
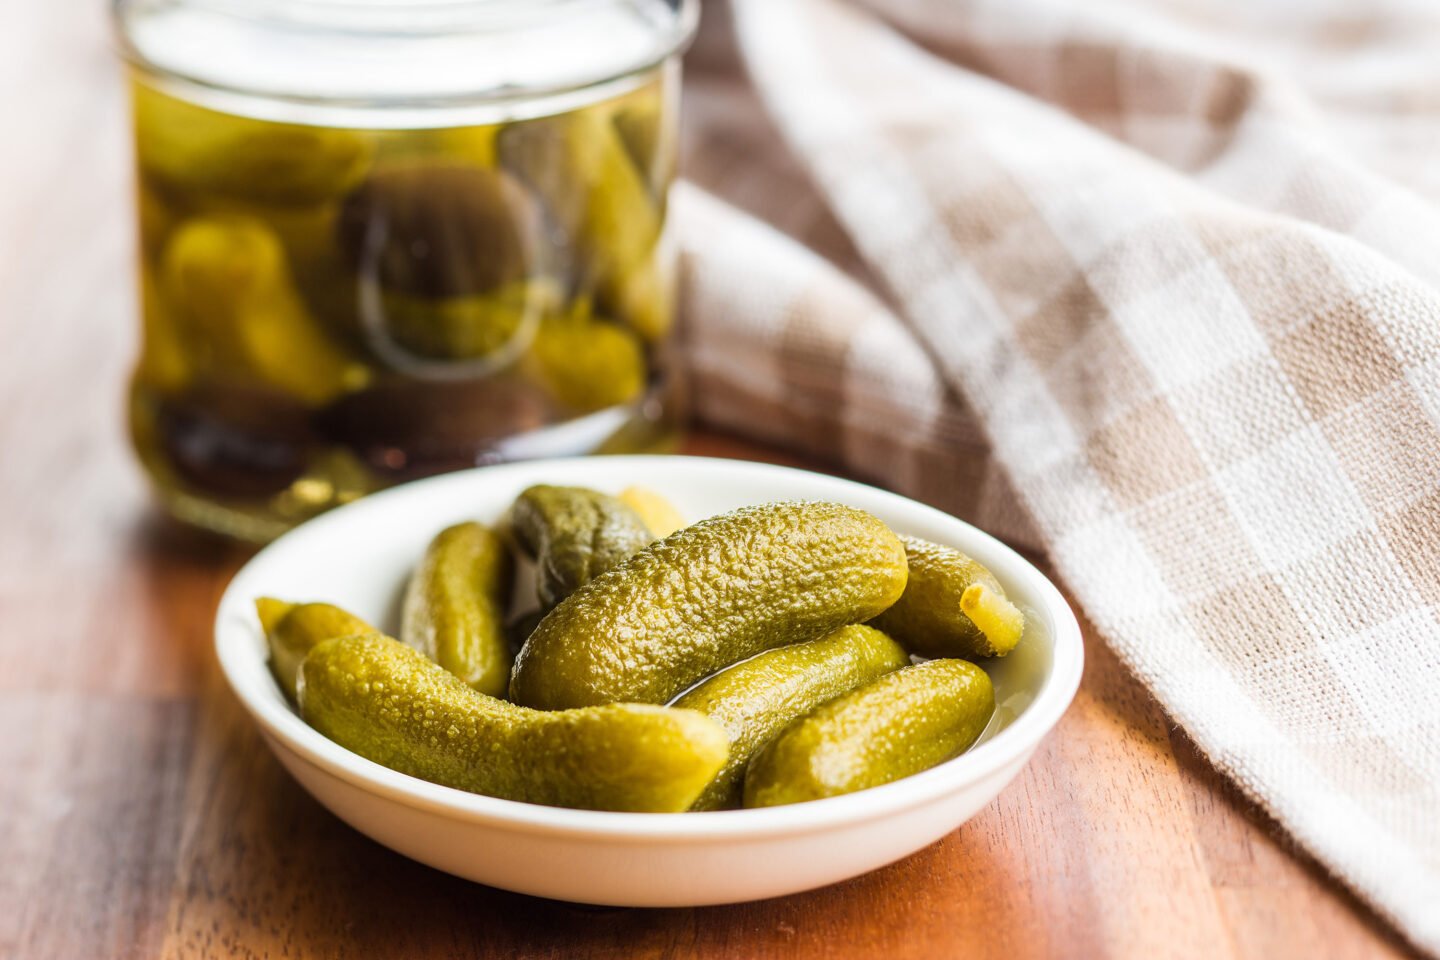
216;455;1083;842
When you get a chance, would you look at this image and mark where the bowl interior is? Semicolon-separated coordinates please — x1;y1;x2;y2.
216;455;1079;825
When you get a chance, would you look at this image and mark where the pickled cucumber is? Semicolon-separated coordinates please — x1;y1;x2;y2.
300;632;728;812
743;659;995;807
617;486;686;538
611;83;674;200
161;215;366;405
510;485;654;609
871;536;1025;659
510;501;909;709
496;106;667;339
375;125;498;168
528;315;646;411
133;80;372;206
401;521;515;698
255;597;375;704
675;625;910;810
378;283;537;362
337;163;538;300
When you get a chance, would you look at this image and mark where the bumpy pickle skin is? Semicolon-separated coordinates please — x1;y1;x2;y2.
133;80;372;206
255;598;375;704
617;486;686;538
299;633;729;812
675;625;910;810
870;536;1025;659
510;485;654;609
161;215;366;406
510;501;910;710
743;659;996;808
401;521;515;698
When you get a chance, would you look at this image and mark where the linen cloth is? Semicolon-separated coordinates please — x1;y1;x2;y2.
673;0;1440;952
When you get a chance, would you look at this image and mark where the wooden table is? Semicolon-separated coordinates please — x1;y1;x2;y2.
0;6;1420;959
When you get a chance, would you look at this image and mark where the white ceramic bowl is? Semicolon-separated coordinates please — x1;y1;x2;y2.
215;455;1082;906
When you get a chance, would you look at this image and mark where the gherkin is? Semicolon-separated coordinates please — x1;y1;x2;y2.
510;484;654;609
510;500;909;710
871;536;1025;659
675;624;909;810
300;633;728;812
401;521;515;697
255;597;375;704
743;659;995;808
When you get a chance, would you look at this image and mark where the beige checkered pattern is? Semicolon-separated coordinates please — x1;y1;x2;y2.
675;0;1440;953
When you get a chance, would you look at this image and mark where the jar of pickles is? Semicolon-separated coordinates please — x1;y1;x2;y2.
115;0;696;541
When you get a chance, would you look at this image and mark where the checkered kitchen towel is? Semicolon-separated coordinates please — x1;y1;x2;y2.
673;0;1440;952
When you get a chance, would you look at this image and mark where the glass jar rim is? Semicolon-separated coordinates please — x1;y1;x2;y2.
114;0;699;109
147;0;632;35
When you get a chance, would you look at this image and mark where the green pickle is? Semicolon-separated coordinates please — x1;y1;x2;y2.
871;536;1026;659
133;81;373;206
743;659;996;808
337;163;538;302
527;311;647;412
255;597;375;704
377;282;544;363
510;501;909;709
401;521;515;698
510;484;654;609
496;104;669;341
675;625;910;810
127;70;681;542
160;215;367;406
299;633;728;812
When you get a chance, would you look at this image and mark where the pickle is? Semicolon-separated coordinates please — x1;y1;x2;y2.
617;486;686;538
606;246;675;343
510;501;909;709
133;80;372;206
255;598;375;704
401;521;515;697
611;83;673;200
377;284;536;362
300;633;728;812
337;163;538;300
528;315;646;412
871;536;1025;659
161;216;367;406
743;659;995;808
510;485;654;609
375;125;498;168
496;107;667;339
675;625;910;810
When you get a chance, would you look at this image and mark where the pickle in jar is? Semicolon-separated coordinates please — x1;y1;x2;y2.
128;70;682;541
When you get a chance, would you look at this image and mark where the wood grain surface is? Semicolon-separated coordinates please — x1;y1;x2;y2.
0;4;1421;959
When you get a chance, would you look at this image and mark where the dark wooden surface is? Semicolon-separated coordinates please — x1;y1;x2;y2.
0;4;1421;958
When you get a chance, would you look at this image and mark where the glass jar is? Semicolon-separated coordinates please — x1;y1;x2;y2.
114;0;696;541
